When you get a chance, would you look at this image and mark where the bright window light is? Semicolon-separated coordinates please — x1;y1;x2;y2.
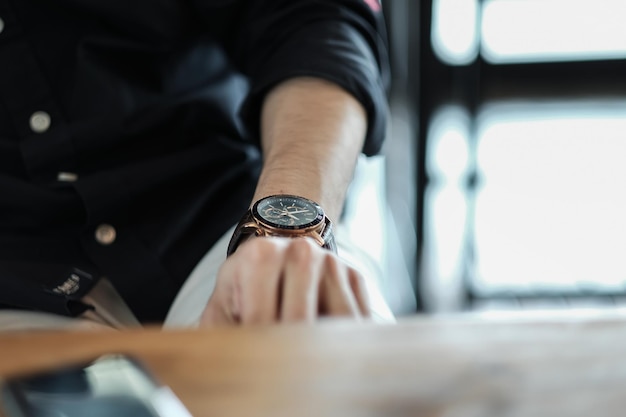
473;100;626;294
427;107;471;179
422;107;471;310
482;0;626;63
431;0;480;65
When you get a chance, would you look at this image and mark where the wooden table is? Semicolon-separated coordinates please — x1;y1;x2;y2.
1;312;625;417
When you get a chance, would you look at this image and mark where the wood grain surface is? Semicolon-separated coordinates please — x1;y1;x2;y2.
1;313;625;417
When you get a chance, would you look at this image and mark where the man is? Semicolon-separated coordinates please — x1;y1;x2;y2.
0;0;390;329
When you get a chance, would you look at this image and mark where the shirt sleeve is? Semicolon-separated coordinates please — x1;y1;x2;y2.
231;0;390;156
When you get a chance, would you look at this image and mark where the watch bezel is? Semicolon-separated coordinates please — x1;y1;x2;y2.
252;195;325;231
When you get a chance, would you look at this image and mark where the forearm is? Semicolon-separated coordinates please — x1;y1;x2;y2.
253;77;367;223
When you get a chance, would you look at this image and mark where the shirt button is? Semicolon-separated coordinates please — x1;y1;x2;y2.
0;17;5;35
57;172;79;182
95;224;116;245
29;111;51;133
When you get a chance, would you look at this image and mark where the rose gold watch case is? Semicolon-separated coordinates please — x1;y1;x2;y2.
227;195;336;256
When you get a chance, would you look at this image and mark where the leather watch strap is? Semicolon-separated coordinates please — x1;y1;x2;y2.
226;210;256;256
320;216;337;253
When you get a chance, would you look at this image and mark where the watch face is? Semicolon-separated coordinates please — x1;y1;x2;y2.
253;195;324;230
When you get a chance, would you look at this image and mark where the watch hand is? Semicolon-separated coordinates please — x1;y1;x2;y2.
285;209;310;215
274;209;299;220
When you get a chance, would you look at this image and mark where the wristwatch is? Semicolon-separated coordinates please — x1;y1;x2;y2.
227;194;337;256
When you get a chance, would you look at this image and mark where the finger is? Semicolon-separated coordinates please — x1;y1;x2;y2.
318;254;361;318
236;238;286;325
280;239;323;322
200;262;240;326
347;269;372;318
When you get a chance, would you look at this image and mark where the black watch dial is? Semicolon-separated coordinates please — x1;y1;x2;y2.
253;195;324;229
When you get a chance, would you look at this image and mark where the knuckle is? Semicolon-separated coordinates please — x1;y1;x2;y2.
322;253;344;281
285;237;318;263
348;269;366;289
239;237;282;262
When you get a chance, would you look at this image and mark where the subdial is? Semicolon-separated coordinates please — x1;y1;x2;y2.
262;205;285;220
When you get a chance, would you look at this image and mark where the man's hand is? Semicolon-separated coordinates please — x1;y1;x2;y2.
200;237;371;326
199;77;371;327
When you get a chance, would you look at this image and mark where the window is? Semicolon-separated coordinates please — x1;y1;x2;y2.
419;0;626;311
431;0;479;65
474;100;626;295
432;0;626;64
482;0;626;63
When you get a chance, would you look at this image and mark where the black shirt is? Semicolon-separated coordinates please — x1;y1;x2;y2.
0;0;389;322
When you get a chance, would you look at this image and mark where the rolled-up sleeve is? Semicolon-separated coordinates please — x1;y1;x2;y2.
230;0;390;156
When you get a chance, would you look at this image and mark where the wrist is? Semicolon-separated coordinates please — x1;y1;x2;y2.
228;194;337;256
252;165;345;224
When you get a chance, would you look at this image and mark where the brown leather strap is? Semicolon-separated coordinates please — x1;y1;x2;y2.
226;209;257;256
320;217;337;253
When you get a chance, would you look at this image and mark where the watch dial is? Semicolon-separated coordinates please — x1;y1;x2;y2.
254;195;324;229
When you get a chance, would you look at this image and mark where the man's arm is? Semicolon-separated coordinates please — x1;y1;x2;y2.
253;76;366;222
200;77;371;325
198;0;389;326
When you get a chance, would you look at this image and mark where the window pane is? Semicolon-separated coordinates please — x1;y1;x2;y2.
431;0;480;65
422;107;471;310
482;0;626;63
473;100;626;295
